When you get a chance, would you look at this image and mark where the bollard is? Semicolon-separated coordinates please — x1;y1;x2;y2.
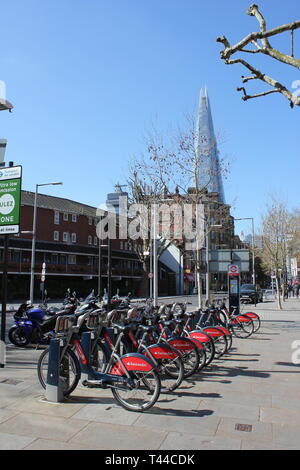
45;338;65;403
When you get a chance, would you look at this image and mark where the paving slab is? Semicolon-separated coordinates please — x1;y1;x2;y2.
0;298;300;450
159;431;241;450
134;409;220;436
69;421;167;450
260;407;300;426
7;394;86;419
71;402;142;426
0;432;36;450
0;412;89;441
23;438;94;450
272;423;300;448
215;417;273;443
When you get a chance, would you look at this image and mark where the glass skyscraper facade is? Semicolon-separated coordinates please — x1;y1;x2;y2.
195;88;225;203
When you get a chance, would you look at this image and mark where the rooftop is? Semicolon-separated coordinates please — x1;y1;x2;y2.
21;191;98;218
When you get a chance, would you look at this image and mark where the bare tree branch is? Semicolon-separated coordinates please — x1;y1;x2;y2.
217;3;300;107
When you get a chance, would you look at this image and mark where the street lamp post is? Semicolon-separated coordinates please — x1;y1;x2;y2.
234;217;255;285
205;224;222;303
100;241;112;310
29;182;63;304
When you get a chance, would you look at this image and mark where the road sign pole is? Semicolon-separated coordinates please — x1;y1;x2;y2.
0;234;9;368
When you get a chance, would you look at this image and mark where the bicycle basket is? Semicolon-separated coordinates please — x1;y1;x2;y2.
55;315;74;334
158;304;172;319
86;309;107;329
106;309;122;326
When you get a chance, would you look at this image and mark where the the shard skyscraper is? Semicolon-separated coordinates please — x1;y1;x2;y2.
195;88;225;203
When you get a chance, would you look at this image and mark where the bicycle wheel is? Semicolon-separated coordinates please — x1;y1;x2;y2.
187;330;215;366
111;369;161;412
213;335;228;358
230;317;254;338
158;356;184;392
243;313;261;333
89;340;110;372
203;338;215;366
37;346;81;396
214;326;233;353
167;338;200;378
202;327;228;359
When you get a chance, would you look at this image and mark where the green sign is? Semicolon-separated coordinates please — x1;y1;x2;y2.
0;166;22;234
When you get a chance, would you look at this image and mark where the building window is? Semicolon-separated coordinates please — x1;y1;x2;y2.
63;232;69;242
63;213;68;221
88;235;92;245
68;255;76;265
88;217;92;225
52;254;58;264
54;231;59;241
71;233;77;243
54;211;60;225
72;214;77;223
94;236;98;246
120;241;123;250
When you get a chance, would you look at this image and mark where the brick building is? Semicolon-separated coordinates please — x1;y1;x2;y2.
0;191;148;300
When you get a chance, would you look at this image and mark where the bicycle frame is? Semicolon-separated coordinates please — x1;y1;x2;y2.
56;314;156;390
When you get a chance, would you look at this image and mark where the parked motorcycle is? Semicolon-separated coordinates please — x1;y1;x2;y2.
8;291;79;347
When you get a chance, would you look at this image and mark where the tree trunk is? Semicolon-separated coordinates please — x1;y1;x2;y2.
275;275;282;310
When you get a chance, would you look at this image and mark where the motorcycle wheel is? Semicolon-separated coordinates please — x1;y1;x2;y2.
8;326;30;347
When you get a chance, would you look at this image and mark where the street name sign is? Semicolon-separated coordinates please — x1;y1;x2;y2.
0;165;22;234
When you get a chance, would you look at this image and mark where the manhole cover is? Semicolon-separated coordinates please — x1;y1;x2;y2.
0;378;23;385
235;423;252;432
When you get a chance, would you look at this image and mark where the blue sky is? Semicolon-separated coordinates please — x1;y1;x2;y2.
0;0;299;238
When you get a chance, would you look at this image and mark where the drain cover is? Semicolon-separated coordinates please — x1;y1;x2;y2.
235;423;252;432
0;378;23;385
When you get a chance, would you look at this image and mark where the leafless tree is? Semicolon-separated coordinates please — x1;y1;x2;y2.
260;196;297;309
217;4;300;108
127;117;231;306
126;167;176;296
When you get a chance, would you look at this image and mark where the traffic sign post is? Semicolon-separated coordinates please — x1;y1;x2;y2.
228;264;240;315
0;165;22;235
0;165;22;368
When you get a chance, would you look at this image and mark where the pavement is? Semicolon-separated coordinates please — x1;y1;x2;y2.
0;297;300;450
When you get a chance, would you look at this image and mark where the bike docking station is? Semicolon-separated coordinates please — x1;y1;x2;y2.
228;264;240;315
45;337;67;403
79;331;94;386
44;315;74;403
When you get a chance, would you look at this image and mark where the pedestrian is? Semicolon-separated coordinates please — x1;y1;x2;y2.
288;283;293;298
293;282;299;299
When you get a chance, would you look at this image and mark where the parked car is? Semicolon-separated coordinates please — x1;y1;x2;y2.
240;284;263;304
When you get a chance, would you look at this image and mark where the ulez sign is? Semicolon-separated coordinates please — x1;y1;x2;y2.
0;165;22;234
